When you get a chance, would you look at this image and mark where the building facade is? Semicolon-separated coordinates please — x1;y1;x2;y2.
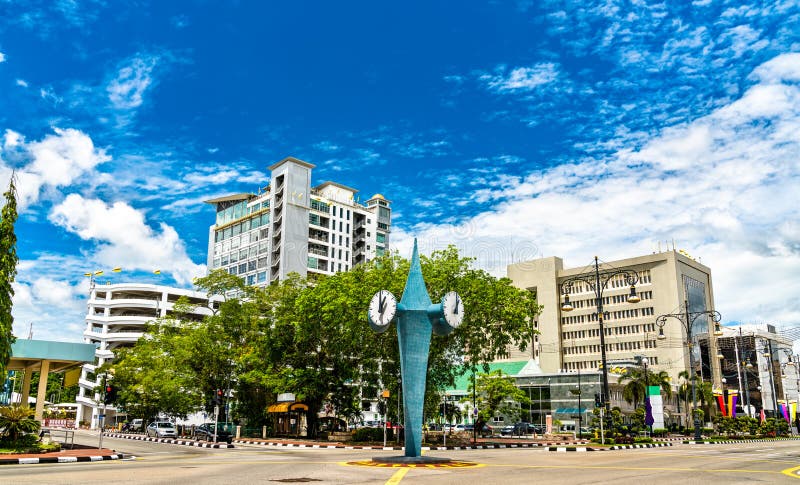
76;283;217;428
701;323;798;419
205;157;391;285
507;250;723;389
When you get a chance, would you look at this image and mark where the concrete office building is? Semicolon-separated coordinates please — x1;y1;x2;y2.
507;250;724;388
205;157;391;285
76;283;217;429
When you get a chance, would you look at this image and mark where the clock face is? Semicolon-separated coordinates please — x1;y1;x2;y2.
368;290;397;328
441;291;464;328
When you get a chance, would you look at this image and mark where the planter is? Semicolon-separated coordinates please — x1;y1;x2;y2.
328;431;352;442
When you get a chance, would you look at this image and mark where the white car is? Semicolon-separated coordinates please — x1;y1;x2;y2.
146;421;177;438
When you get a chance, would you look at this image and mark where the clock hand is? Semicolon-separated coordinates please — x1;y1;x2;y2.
379;293;385;314
454;296;460;315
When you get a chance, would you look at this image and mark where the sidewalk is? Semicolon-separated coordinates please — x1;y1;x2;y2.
0;446;124;465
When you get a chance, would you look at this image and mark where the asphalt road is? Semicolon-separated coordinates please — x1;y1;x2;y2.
1;431;799;484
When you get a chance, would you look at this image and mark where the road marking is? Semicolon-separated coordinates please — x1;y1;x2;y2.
783;465;800;479
385;467;409;485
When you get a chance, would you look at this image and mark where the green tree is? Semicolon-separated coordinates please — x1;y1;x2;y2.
0;404;40;441
104;319;200;424
0;176;19;375
469;370;529;432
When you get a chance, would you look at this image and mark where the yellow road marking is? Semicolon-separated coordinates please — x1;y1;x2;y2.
385;467;409;485
782;465;800;479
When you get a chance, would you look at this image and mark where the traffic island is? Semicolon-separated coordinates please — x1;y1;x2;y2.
371;455;453;465
0;447;124;465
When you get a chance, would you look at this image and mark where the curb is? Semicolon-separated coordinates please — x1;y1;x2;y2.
0;453;124;465
683;438;800;445
233;439;587;451
546;446;590;452
105;433;234;448
602;443;674;450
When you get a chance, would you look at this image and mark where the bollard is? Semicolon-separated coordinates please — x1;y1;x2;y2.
262;425;267;439
236;425;241;439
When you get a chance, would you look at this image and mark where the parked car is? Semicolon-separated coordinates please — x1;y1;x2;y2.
124;418;144;432
193;422;233;443
501;422;534;436
146;421;177;438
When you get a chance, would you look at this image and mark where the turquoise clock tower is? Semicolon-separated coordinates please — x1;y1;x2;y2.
367;239;463;461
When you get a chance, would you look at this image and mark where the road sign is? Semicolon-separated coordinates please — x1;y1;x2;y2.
98;414;105;418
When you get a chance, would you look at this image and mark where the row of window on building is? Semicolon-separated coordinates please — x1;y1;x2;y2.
561;290;654;312
564;270;653;295
561;319;658;341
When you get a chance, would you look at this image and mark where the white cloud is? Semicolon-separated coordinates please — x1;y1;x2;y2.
15;79;28;88
0;51;5;63
0;128;111;208
48;194;206;285
107;55;157;110
481;63;560;92
399;53;800;326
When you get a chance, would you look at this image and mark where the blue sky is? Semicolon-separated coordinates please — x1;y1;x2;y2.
1;1;799;342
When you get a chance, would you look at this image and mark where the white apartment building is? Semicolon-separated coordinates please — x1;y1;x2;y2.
205;157;391;285
76;283;217;428
507;250;724;388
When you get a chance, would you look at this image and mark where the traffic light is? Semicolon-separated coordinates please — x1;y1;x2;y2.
213;388;223;405
594;393;602;408
104;384;117;404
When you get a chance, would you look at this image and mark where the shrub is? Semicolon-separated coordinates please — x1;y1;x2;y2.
0;405;40;441
615;436;634;444
352;427;384;442
651;428;667;437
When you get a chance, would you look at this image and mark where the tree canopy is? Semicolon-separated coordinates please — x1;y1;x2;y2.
109;247;539;436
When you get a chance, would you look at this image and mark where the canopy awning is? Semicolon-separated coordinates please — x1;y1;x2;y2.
268;402;309;413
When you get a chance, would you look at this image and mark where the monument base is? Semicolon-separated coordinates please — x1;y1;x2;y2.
372;455;453;465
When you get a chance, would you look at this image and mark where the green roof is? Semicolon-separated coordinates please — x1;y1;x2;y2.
446;361;529;392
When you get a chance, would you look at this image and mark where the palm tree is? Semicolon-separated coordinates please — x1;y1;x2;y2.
0;404;41;441
619;368;673;410
677;370;691;426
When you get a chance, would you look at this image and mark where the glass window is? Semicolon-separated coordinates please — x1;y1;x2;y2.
376;233;386;243
239;263;247;273
257;271;266;283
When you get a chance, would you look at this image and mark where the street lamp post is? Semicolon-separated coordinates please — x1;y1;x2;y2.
655;300;722;441
759;338;780;418
560;256;641;433
738;329;752;417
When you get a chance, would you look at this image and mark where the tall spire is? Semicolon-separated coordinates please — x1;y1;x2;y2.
399;239;432;308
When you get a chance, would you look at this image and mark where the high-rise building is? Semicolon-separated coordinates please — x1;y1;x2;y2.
205;157;391;285
507;250;722;387
76;283;218;429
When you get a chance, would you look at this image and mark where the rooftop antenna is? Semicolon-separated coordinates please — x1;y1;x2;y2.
27;322;33;339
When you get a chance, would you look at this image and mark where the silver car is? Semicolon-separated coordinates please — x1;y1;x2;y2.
146;421;177;438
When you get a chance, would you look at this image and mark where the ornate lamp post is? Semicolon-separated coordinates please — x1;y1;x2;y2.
655;301;722;441
560;256;641;432
758;338;780;418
